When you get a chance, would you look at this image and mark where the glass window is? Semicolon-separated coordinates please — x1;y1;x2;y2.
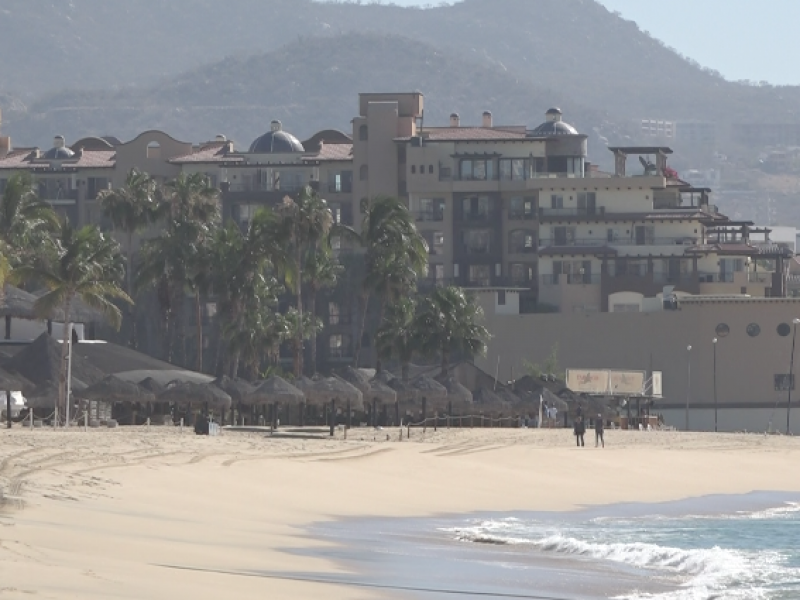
460;159;472;180
359;165;368;181
359;125;368;141
716;323;731;338
411;165;416;174
463;229;491;253
460;159;493;180
468;265;491;286
778;323;791;337
429;165;434;174
551;194;563;209
328;302;340;325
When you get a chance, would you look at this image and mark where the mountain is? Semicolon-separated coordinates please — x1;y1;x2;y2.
1;33;614;154
2;0;799;130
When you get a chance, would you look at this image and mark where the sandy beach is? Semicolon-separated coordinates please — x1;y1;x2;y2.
2;425;800;599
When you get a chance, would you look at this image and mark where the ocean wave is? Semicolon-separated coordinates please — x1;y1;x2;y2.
589;501;800;524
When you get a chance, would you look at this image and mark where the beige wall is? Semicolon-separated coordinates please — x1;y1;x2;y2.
475;292;800;431
114;131;191;187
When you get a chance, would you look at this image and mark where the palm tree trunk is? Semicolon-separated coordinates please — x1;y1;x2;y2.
441;344;450;378
354;291;370;367
375;295;387;374
58;296;74;424
127;231;138;349
294;246;303;378
195;289;203;373
308;287;317;376
230;351;241;379
402;361;409;382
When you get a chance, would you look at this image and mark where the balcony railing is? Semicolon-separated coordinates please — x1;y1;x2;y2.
508;245;537;254
325;182;353;194
508;210;536;220
227;182;305;193
414;209;444;222
460;209;500;222
539;274;600;285
539;236;700;248
538;206;606;218
460;244;493;255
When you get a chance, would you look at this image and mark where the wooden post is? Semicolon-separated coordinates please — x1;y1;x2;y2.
329;398;336;437
394;401;399;427
372;398;378;427
84;411;88;432
5;390;11;429
407;421;411;439
346;399;352;430
434;411;438;432
300;402;305;427
4;315;10;340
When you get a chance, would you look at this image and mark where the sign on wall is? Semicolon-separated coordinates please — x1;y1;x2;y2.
566;369;650;396
566;369;610;394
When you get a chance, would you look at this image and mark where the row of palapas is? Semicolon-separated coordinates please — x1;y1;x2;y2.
14;366;488;414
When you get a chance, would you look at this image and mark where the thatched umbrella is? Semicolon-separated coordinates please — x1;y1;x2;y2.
138;377;165;395
362;376;397;427
6;332;104;387
338;366;371;395
386;376;414;402
0;368;35;427
81;375;155;404
0;285;40;320
158;380;231;411
213;376;255;404
245;376;305;428
473;387;508;406
248;376;304;406
25;380;88;411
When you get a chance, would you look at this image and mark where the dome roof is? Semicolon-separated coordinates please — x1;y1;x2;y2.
249;120;304;153
528;108;579;137
42;135;75;159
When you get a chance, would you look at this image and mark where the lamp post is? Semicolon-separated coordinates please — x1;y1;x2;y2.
685;345;692;431
713;337;718;433
788;318;800;435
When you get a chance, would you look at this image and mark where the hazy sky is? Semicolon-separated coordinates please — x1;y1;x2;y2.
356;0;800;86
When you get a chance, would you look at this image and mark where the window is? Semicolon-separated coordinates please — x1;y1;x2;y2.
329;202;342;224
498;290;506;305
418;198;444;221
775;374;795;391
509;230;536;254
510;263;534;284
328;171;352;193
468;265;491;286
577;192;597;215
237;204;260;225
460;159;494;181
435;264;444;283
778;323;791;337
359;164;368;181
461;196;491;220
328;302;340;325
359;125;368;141
329;334;343;357
550;194;564;209
146;141;161;159
499;158;529;180
509;196;535;219
566;157;584;176
716;323;731;338
411;165;416;174
428;165;434;174
747;323;761;337
462;229;491;254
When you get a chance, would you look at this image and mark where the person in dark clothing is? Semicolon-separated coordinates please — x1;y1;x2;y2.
573;416;585;447
595;413;604;448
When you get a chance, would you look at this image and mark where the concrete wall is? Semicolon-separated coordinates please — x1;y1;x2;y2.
475;292;800;432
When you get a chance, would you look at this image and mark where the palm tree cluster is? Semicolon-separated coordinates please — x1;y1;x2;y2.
1;172;131;417
2;167;490;397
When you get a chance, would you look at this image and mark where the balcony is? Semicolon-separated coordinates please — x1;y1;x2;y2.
459;209;500;222
325;182;353;194
538;207;606;219
539;273;600;285
459;244;493;256
227;181;305;193
414;209;444;222
508;210;536;221
539;236;700;248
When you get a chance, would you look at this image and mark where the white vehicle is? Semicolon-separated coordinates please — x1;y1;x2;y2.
0;391;27;419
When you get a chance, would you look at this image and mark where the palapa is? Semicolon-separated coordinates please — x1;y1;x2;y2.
138;377;165;395
337;366;371;395
0;285;41;320
301;376;363;410
411;374;448;403
385;375;415;402
213;376;256;404
81;375;155;404
157;380;232;411
473;387;507;406
6;332;104;387
364;377;397;404
25;381;87;410
247;376;304;406
0;368;35;394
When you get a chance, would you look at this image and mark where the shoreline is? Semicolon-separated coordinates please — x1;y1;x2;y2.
2;428;800;599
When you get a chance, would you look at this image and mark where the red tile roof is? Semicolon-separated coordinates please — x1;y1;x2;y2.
0;149;115;170
170;142;244;164
303;143;353;162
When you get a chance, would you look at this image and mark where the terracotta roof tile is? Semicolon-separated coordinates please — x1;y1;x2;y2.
170;142;244;164
303;143;353;162
0;149;115;170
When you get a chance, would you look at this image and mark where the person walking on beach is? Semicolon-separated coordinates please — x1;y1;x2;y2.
595;413;605;448
574;416;585;447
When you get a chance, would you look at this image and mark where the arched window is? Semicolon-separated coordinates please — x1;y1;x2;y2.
509;229;536;254
146;141;161;159
359;125;368;141
359;164;368;181
429;164;434;174
411;165;416;174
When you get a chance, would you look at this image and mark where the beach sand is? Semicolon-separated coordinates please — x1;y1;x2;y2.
2;425;800;599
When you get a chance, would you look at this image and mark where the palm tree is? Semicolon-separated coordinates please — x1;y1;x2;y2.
333;196;427;367
0;172;58;263
376;297;418;382
413;286;490;378
161;172;220;227
14;221;132;419
304;240;342;375
273;187;332;377
282;307;322;378
96;168;159;346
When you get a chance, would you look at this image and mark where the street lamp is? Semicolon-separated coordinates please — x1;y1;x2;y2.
713;337;718;433
686;345;692;431
788;318;800;435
